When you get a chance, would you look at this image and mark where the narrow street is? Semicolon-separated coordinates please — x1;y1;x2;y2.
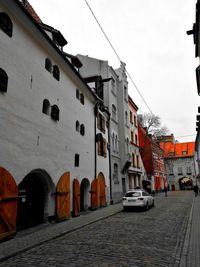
0;191;194;267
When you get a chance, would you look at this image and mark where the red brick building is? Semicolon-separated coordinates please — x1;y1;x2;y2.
138;124;167;192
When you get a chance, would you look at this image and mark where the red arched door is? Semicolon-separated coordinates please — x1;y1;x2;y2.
0;167;18;242
98;173;106;207
56;172;70;221
73;179;80;217
90;178;98;210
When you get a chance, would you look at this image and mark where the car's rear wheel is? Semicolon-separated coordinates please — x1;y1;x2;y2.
152;200;155;207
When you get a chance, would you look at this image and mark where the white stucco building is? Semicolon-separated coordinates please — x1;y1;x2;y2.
0;0;110;240
77;55;131;202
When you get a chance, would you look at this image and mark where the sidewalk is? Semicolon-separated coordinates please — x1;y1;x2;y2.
0;203;123;262
179;195;200;267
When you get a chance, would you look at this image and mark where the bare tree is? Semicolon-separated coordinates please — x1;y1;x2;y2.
138;112;169;136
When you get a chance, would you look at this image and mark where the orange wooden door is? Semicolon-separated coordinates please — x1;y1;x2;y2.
90;179;98;210
56;172;70;221
73;179;80;217
0;167;18;242
98;173;106;207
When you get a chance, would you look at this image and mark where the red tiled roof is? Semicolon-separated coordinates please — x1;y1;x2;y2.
159;141;195;158
20;0;42;23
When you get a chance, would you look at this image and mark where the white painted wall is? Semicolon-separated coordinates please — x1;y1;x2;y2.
0;2;96;215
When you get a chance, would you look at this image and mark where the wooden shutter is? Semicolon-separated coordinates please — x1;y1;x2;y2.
0;167;18;242
73;179;80;217
56;172;70;221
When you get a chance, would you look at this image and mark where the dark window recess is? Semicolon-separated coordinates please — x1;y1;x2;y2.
53;65;60;81
45;58;52;73
0;12;13;37
80;124;85;136
196;65;200;95
42;99;50;115
51;105;59;121
80;93;84;105
97;136;107;158
75;154;79;167
76;120;80;132
97;112;106;133
0;67;8;92
96;78;104;100
76;89;80;99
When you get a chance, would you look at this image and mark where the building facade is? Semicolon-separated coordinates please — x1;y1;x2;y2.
159;137;196;190
128;96;147;190
77;55;131;202
138;124;167;192
187;0;200;186
0;0;109;241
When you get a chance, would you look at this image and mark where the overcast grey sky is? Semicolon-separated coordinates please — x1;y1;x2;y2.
30;0;199;142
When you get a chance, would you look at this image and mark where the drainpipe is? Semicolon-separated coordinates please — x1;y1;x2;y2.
107;115;113;204
101;106;113;204
94;103;98;180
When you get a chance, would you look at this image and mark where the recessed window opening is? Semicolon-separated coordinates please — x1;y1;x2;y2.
45;58;52;73
80;124;85;136
0;67;8;92
76;120;80;132
0;12;13;37
53;65;60;81
76;89;80;99
42;99;50;115
51;104;59;121
80;93;84;105
75;154;79;167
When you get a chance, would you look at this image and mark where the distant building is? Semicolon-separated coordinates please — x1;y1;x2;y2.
138;125;167;192
77;55;131;202
128;96;147;190
159;137;196;190
187;0;200;187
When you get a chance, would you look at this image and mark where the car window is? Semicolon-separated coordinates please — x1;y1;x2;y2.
142;192;149;196
125;192;141;197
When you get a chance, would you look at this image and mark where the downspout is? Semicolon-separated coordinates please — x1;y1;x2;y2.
107;114;113;204
94;103;97;180
102;107;113;204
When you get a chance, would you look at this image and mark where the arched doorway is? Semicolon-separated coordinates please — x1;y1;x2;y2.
179;177;193;190
98;173;106;208
0;167;18;241
17;169;54;229
80;178;90;211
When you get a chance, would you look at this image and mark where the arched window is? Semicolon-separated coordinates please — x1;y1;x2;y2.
0;67;8;92
53;65;60;81
76;120;80;132
42;99;50;115
51;104;60;121
113;163;118;183
80;124;85;136
112;104;117;121
0;12;13;37
45;58;52;73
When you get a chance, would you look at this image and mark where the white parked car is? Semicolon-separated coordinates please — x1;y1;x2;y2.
122;189;154;210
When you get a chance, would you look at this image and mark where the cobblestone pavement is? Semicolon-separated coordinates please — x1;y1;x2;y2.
0;191;193;267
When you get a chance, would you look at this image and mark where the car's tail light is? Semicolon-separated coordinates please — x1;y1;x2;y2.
123;197;127;200
138;197;144;200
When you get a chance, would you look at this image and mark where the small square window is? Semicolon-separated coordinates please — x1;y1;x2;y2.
75;154;79;167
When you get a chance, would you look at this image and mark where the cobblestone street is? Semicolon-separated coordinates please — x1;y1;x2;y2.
0;191;194;267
